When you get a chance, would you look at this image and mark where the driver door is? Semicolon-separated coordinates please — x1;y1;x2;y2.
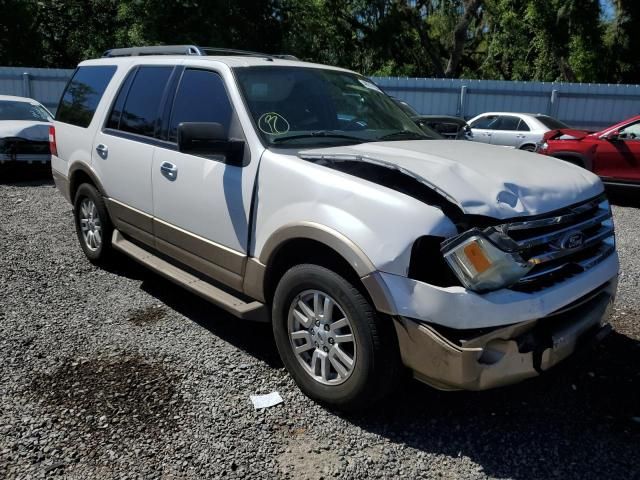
469;115;498;144
151;68;256;290
594;121;640;183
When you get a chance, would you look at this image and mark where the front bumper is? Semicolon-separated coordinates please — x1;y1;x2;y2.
393;279;616;390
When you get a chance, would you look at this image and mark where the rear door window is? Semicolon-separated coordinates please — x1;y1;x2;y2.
168;69;233;142
56;65;117;127
118;66;173;138
517;119;531;131
495;116;520;131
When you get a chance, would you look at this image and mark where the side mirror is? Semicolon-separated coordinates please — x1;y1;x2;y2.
177;122;245;166
603;130;621;141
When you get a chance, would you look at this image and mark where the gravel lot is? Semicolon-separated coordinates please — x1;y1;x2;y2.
1;169;639;479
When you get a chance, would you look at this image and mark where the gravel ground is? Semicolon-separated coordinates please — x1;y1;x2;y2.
1;169;639;479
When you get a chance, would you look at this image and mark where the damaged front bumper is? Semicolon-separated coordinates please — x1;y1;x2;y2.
393;279;616;390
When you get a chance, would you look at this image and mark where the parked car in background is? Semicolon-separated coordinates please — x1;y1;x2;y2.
468;112;569;151
0;95;53;165
52;45;618;410
393;98;471;140
537;115;640;188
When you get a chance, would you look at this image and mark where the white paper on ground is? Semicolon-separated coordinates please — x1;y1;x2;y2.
250;392;284;409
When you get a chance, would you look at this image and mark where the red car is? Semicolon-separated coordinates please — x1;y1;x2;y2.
537;115;640;187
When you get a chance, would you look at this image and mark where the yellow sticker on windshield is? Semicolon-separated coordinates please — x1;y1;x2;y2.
258;112;290;135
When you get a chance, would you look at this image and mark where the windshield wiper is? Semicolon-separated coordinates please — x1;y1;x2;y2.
378;130;427;141
272;131;367;144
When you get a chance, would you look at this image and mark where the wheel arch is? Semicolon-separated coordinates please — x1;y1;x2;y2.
68;162;107;203
519;143;537;152
247;223;381;307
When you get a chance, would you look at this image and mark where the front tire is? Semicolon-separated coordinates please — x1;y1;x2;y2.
73;183;113;264
272;264;400;410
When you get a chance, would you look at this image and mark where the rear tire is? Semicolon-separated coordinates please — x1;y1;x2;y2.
520;144;537;152
272;264;400;410
73;183;113;264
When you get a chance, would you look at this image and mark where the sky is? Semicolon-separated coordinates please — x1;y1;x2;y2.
600;0;615;20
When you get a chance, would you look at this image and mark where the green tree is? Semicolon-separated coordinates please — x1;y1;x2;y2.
0;0;40;66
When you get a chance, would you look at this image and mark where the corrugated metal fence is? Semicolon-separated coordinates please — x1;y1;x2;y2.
0;67;73;114
0;66;639;129
372;77;640;130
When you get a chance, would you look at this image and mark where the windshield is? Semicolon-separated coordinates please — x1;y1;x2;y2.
0;101;52;122
393;98;419;117
535;115;569;130
234;66;429;147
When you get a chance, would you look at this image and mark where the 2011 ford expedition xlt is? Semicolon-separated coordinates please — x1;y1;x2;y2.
51;45;619;410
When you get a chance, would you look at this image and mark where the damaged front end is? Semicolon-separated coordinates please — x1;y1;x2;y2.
394;279;616;391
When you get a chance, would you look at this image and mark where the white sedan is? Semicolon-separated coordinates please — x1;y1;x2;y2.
468;112;569;151
0;95;53;164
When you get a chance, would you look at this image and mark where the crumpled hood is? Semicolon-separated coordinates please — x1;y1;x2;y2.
0;121;50;141
543;128;593;141
299;140;604;219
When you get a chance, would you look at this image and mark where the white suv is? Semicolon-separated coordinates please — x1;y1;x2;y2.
51;46;619;409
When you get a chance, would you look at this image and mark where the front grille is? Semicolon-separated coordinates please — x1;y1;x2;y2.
493;195;615;292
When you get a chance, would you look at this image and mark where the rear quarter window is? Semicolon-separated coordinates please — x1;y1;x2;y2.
56;66;117;128
535;115;569;130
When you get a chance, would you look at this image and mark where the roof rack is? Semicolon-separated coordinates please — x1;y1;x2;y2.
102;45;298;60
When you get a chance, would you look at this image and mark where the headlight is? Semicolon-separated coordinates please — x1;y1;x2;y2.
442;233;532;292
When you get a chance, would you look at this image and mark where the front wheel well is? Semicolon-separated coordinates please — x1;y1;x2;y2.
263;238;369;306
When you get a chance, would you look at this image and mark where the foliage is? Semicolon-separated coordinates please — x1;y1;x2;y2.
0;0;637;83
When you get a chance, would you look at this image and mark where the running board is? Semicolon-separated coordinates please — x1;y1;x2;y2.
111;230;268;322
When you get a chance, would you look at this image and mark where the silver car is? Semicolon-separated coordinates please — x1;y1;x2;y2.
468;112;569;151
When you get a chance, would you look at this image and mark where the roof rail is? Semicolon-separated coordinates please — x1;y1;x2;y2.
103;45;204;57
102;45;298;60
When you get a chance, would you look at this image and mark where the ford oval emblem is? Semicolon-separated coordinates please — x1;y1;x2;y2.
559;231;585;250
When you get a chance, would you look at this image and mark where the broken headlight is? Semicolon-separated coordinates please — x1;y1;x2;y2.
441;232;532;292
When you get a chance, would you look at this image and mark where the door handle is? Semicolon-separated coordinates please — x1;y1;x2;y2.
160;161;178;181
95;144;108;157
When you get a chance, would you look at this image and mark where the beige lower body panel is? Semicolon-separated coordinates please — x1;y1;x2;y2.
106;198;246;291
52;170;71;203
394;283;616;391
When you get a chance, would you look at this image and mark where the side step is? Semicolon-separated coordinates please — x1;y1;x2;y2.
111;230;268;322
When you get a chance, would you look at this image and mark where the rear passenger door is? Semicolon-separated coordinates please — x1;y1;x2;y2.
489;115;521;147
93;65;176;245
150;68;252;291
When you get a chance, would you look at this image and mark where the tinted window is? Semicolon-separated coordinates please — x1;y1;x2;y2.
394;99;419;117
517;119;530;131
535;115;569;130
57;66;116;127
470;115;498;129
106;70;135;130
169;69;232;142
0;101;52;122
119;66;173;137
496;116;520;131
